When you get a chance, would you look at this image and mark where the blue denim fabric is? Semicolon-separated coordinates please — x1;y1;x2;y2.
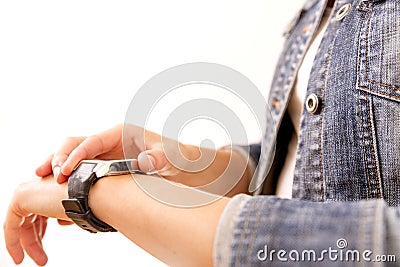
215;195;399;266
214;0;400;266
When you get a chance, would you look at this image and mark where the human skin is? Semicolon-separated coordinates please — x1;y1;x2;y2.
36;124;251;195
5;123;252;265
4;174;230;266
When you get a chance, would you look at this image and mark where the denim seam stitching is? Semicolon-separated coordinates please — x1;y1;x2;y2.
358;86;400;101
365;3;400;91
233;198;257;266
366;93;382;199
361;2;383;199
357;1;400;102
361;92;374;199
356;2;375;199
365;92;382;199
318;4;339;202
319;41;335;202
244;198;263;266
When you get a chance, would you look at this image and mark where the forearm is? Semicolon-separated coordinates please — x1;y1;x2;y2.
89;174;229;267
174;146;252;197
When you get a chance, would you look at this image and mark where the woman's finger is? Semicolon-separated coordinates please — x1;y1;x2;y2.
4;211;25;265
35;216;48;242
62;125;123;176
19;217;48;266
51;136;86;183
35;154;54;178
137;146;180;177
57;219;74;226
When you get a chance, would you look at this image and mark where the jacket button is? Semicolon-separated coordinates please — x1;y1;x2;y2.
336;4;351;21
305;93;320;114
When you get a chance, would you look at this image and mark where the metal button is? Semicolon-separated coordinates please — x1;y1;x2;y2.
336;4;351;21
305;94;319;114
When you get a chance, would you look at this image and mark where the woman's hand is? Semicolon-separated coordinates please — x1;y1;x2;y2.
3;176;69;266
35;124;197;184
35;124;126;183
34;123;251;194
4;173;230;267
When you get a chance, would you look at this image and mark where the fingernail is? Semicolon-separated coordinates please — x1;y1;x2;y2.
53;166;60;179
19;217;26;227
147;155;156;172
30;214;38;224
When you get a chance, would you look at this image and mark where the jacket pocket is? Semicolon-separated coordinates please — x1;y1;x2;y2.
357;1;400;103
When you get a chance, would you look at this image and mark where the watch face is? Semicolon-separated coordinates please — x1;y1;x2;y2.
76;162;97;174
79;159;143;177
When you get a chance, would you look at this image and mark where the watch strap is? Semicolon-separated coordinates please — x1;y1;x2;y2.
62;162;117;233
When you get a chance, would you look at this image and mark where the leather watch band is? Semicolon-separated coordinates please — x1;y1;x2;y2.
62;162;117;233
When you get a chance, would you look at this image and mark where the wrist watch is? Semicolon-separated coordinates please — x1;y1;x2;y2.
62;159;144;233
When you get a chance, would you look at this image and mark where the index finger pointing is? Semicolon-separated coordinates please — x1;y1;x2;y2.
61;135;105;176
61;126;122;176
51;136;86;183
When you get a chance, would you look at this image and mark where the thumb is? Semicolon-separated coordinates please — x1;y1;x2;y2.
137;149;178;176
137;149;162;173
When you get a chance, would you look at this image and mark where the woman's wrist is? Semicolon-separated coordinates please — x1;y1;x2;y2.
88;174;133;229
87;173;230;266
172;146;252;195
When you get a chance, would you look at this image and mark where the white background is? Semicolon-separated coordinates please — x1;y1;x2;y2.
0;1;303;266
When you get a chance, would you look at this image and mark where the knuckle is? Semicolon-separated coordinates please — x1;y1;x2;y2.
87;134;104;152
63;136;83;148
63;136;76;143
11;182;33;215
85;135;99;146
13;182;30;198
115;123;124;129
51;156;63;167
87;134;99;142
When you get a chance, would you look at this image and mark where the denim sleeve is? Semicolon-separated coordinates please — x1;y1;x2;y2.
241;144;261;166
214;194;400;266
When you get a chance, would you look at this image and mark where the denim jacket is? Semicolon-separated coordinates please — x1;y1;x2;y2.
214;0;400;266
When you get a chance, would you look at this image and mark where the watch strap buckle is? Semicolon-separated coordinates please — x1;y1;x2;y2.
62;199;116;233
